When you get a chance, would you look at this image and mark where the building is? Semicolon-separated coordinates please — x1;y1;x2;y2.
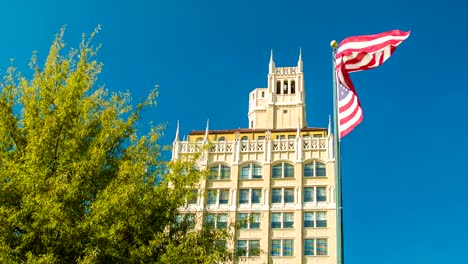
172;51;337;264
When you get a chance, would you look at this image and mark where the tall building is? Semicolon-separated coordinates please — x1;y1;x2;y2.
172;51;336;264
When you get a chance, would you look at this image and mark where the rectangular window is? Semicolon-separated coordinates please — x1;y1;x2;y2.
272;166;282;179
284;188;294;203
209;164;231;180
251;189;261;204
272;189;282;203
240;189;249;204
240;163;263;179
237;240;260;257
219;189;229;204
304;212;315;228
304;187;314;202
240;166;250;179
207;190;217;204
304;239;315;256
217;214;228;229
249;240;260;256
205;213;228;229
271;212;294;229
304;161;327;177
317;239;328;255
271;239;294;257
316;187;326;202
304;211;327;228
237;240;247;256
271;240;281;256
238;213;260;229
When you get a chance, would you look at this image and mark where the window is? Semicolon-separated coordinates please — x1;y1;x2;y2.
304;161;326;177
291;80;295;94
240;163;262;179
272;163;294;179
304;238;328;256
271;212;294;228
272;188;294;204
283;80;288;94
303;187;327;202
237;240;260;257
188;190;198;205
241;136;249;141
261;91;265;97
175;213;195;229
205;213;228;229
239;189;261;204
209;164;231;180
238;213;260;229
207;189;229;205
218;136;226;141
304;212;327;228
271;239;294;256
276;81;281;94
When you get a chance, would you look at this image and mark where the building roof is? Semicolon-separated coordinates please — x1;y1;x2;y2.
188;127;327;135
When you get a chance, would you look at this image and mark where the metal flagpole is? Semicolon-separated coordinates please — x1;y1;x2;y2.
330;40;344;264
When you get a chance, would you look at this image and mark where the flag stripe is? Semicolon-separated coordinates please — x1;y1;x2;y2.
335;29;410;138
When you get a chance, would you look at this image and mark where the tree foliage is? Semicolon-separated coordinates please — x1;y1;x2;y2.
0;28;234;263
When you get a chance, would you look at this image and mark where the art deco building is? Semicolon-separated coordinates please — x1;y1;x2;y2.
172;51;336;264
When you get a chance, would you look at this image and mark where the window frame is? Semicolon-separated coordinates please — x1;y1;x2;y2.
304;160;327;177
304;238;328;256
239;188;262;205
304;211;327;228
240;163;263;180
237;239;260;257
303;186;327;203
271;187;295;204
207;189;230;205
238;213;261;229
271;239;294;257
271;212;294;229
272;162;294;179
209;163;231;180
205;213;228;229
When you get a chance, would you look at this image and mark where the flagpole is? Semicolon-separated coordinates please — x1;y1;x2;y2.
331;40;344;264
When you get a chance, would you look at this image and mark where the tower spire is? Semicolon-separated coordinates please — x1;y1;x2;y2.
328;115;332;136
203;119;209;142
174;120;180;142
298;48;303;72
269;49;275;74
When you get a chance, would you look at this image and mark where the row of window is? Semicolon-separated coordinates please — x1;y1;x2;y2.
203;187;327;205
192;211;328;230
237;238;328;257
209;161;326;180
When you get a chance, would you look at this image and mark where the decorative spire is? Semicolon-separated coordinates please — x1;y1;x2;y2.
296;118;301;138
328;115;332;137
203;119;209;142
174;120;180;142
298;48;303;72
269;49;275;74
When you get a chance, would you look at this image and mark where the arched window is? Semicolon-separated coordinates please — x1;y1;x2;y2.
304;161;326;177
272;162;294;179
209;164;231;180
241;136;249;141
218;136;226;142
196;137;203;142
240;163;262;179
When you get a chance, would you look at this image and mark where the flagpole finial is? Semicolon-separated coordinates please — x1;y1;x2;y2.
330;40;338;49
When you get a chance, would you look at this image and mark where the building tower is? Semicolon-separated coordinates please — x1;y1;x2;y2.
173;51;337;264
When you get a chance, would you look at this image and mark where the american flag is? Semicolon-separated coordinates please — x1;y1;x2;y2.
335;30;410;138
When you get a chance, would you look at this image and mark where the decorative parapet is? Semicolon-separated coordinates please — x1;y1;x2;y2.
275;66;298;75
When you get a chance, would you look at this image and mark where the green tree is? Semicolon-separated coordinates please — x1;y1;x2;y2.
0;28;234;264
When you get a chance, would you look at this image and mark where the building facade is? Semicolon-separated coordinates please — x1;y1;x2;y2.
172;51;337;264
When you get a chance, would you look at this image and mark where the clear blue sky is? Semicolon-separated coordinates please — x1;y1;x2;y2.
1;1;467;263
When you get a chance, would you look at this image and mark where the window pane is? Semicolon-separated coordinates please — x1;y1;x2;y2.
237;240;247;256
283;213;294;228
316;212;327;227
304;212;315;228
209;166;218;179
272;189;282;203
284;163;294;178
219;189;229;204
240;166;250;179
238;213;248;229
220;165;230;179
249;240;260;256
304;187;314;202
272;213;281;228
304;239;315;256
207;190;217;204
272;165;282;178
188;190;198;204
217;214;228;229
239;189;249;204
284;188;294;203
251;213;260;229
317;239;328;255
304;163;314;177
186;213;195;229
316;162;326;176
252;164;262;179
251;189;261;204
283;239;294;256
205;214;215;227
316;187;326;202
271;240;281;256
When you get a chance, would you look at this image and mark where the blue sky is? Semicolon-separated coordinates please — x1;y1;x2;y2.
1;0;467;263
